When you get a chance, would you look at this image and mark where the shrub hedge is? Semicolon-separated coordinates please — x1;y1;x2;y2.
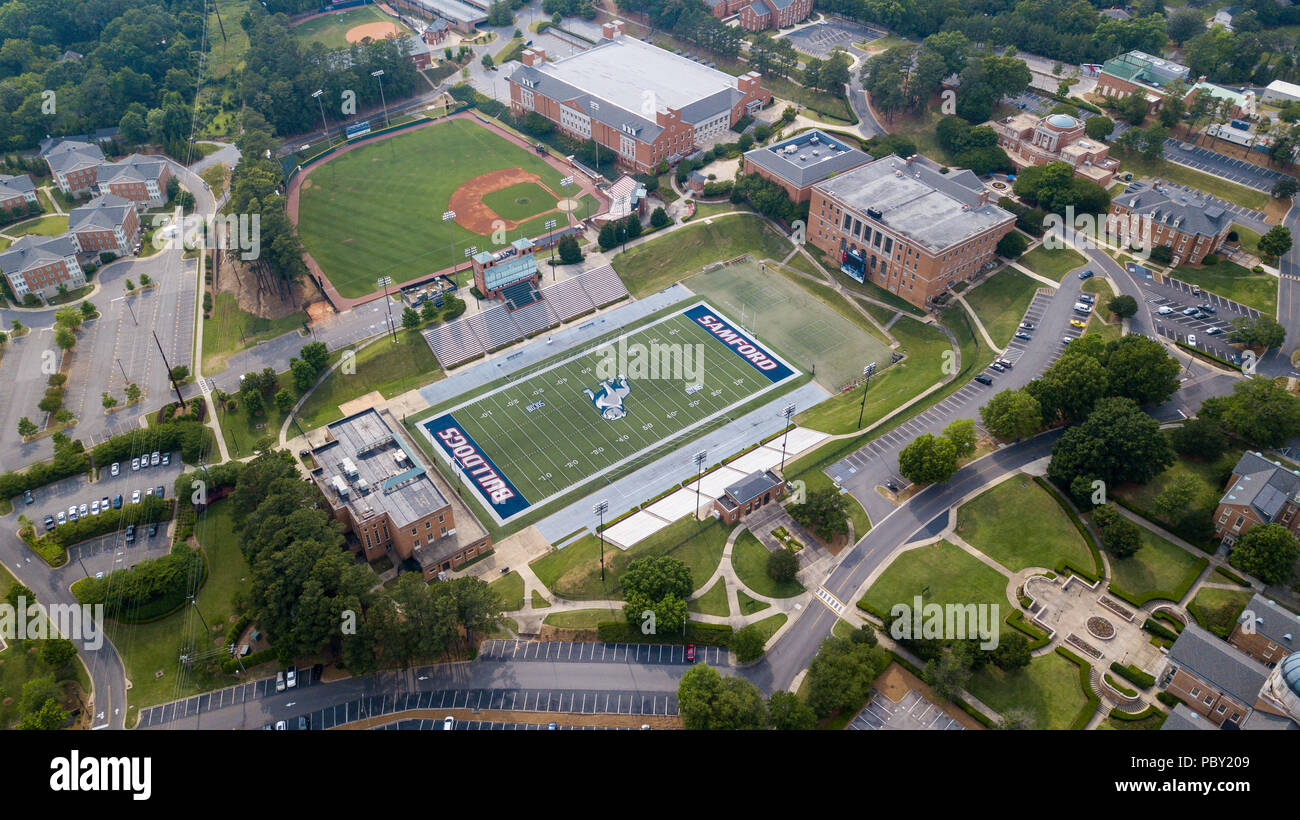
1056;646;1102;730
1109;661;1155;689
595;621;732;645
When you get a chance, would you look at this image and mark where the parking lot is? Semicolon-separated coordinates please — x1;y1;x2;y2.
848;689;965;730
66;524;172;577
26;449;185;542
375;718;629;730
1162;139;1294;193
138;663;326;728
782;18;881;59
477;639;729;666
1143;274;1259;363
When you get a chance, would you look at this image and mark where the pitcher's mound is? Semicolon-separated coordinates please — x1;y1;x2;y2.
346;21;403;42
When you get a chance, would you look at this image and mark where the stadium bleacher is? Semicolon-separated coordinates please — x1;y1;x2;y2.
422;321;485;368
540;276;595;322
576;264;630;308
467;304;523;351
510;299;559;336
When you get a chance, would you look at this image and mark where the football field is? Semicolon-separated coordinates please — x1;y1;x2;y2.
422;302;799;522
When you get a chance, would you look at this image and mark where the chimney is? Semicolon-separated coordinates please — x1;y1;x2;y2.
602;20;625;39
905;154;917;165
521;48;546;67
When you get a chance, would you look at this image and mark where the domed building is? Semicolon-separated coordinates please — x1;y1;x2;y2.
1260;652;1300;723
987;111;1120;186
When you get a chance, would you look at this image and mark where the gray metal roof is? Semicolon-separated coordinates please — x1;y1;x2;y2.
1239;594;1300;650
0;233;79;277
97;153;167;186
316;408;449;530
1161;703;1212;730
400;0;485;25
41;139;106;175
0;173;36;199
68;194;134;233
1168;623;1269;705
743;130;871;188
510;63;663;142
1219;450;1300;523
812;155;1013;254
724;470;783;506
1115;180;1233;239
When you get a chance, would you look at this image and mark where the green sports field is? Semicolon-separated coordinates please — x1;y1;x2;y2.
296;117;570;298
422;303;798;520
481;182;558;221
291;6;411;51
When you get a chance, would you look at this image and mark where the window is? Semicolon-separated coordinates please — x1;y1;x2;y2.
1190;687;1201;697
1216;703;1227;714
425;521;431;529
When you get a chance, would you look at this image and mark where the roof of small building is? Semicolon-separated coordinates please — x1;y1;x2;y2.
0;233;79;277
1219;450;1300;523
1238;595;1300;656
724;470;783;506
41;139;106;175
1113;179;1232;239
0;173;36;199
1168;623;1270;706
97;153;168;186
742;129;872;188
68;194;136;233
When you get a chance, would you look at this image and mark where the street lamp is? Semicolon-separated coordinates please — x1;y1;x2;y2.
856;362;877;429
311;89;331;147
378;276;397;342
778;403;796;474
442;210;457;286
693;450;707;521
371;69;390;129
594;500;609;583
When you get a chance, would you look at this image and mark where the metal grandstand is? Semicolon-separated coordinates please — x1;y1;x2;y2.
421;265;629;368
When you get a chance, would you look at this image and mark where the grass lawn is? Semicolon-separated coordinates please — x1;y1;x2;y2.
686;200;744;221
207;0;252;79
963;268;1040;347
217;369;295;457
751;612;788;644
297;118;571;297
764;74;856;123
0;563;89;728
531;589;550;608
731;530;805;598
481;181;557;222
291;4;411;50
1113;444;1242;542
687;578;730;617
530;516;728;600
490;570;525;611
611;213;791;297
1187;586;1254;637
805;244;926;316
111;500;253;717
968;652;1090;731
7;215;68;238
955;475;1094;573
1231;224;1262;258
858;540;1011;633
200;164;227;199
1019;245;1086;282
1164;260;1277;315
543;608;620;628
1114;148;1271;211
1106;524;1207;606
296;333;443;431
202;291;305;375
737;589;770;615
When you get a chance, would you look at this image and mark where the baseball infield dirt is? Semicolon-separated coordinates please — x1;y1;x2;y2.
449;167;564;234
346;21;404;42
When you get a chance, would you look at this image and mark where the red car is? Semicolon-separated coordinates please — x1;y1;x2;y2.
686;644;696;663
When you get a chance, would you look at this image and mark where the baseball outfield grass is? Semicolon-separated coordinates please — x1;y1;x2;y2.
291;5;411;51
296;117;571;298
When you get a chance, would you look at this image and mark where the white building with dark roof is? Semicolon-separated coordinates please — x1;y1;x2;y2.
507;21;771;173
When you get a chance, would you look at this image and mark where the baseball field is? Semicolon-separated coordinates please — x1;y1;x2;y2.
295;117;584;298
291;5;412;51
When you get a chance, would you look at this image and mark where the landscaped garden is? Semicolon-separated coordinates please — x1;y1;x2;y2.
731;530;804;599
857;540;1012;634
1106;524;1207;606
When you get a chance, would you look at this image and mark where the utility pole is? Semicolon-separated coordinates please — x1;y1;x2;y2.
443;210;457;286
594;500;609;583
856;362;877;429
464;246;477;296
188;594;212;635
312;89;331;147
153;331;186;409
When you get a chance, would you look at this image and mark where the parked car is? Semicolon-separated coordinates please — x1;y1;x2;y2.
443;716;455;731
1078;293;1095;303
124;525;136;544
1158;306;1174;315
974;374;993;385
43;515;55;531
151;451;161;467
161;452;171;466
1069;319;1087;328
57;511;66;525
148;522;159;538
1187;334;1197;346
286;667;297;689
90;500;100;515
1078;269;1094;280
1199;304;1217;314
101;496;110;511
111;462;120;477
131;490;141;504
155;486;165;499
1014;331;1032;341
145;487;154;498
23;489;33;505
131;457;140;471
1206;326;1223;335
68;505;77;522
1193;310;1210;320
1191;284;1202;295
1182;307;1199;316
686;644;696;663
1019;321;1034;330
1062;336;1075;344
95;572;104;580
275;671;286;692
112;494;123;510
995;358;1013;368
989;362;1006;372
79;503;88;518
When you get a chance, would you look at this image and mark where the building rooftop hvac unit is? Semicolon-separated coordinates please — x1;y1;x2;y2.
357;478;370;495
341;457;358;479
331;475;349;499
394;450;408;466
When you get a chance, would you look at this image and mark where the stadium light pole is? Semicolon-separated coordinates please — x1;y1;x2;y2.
559;176;574;231
442;210;457;288
693;450;707;522
545;219;557;277
378;276;397;342
778;403;796;474
856;362;877;429
371;69;390;129
312;89;331;147
594;500;609;583
465;246;477;302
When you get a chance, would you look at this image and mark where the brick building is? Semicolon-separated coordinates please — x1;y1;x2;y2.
1107;180;1232;266
0;234;85;302
712;470;786;525
807;154;1015;308
740;129;871;203
42;139;107;196
1229;593;1299;667
737;0;813;31
471;238;540;302
0;173;38;214
1212;451;1300;543
1095;50;1192;113
96;153;171;208
68;194;140;258
311;408;492;579
508;21;771;173
1161;623;1300;729
988;112;1119;186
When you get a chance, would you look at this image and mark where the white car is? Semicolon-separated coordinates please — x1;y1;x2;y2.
68;505;78;522
79;503;88;518
90;500;100;515
131;490;141;504
1157;306;1174;315
443;716;455;731
1187;334;1197;347
110;462;120;477
131;457;140;471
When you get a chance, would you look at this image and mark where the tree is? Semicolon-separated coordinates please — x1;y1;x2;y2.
1091;503;1143;559
1229;523;1300;585
242;387;264;417
730;625;767;663
1154;473;1200;521
650;207;669;229
1119;92;1149;125
1102;335;1180;406
623;215;642;239
996;231;1027;259
1228;315;1286;351
925;651;971;701
557;235;582;264
898;433;958;485
1048;397;1174;489
40;638;77;668
597;220;620;251
943;418;977;460
1169;417;1227;460
54;327;76;351
125;278;134;291
101;392;117;410
767;691;817;730
767;547;798;583
274;388;296;412
980;389;1043;441
1258;225;1293;259
17;417;37;437
1166;8;1205;45
621;555;693;635
486;0;513;27
806;636;889;717
125;383;142;404
139;273;151;286
677;664;768;730
1085;115;1115;141
1107;294;1137;318
421;299;438;322
1272;177;1298;200
80;300;96;317
290;357;317;393
1028;353;1108;424
991;633;1031;671
401;306;421;330
1215;376;1300;447
17;697;67;731
788;487;849;542
481;53;494;69
300;341;329;373
169;365;189;382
